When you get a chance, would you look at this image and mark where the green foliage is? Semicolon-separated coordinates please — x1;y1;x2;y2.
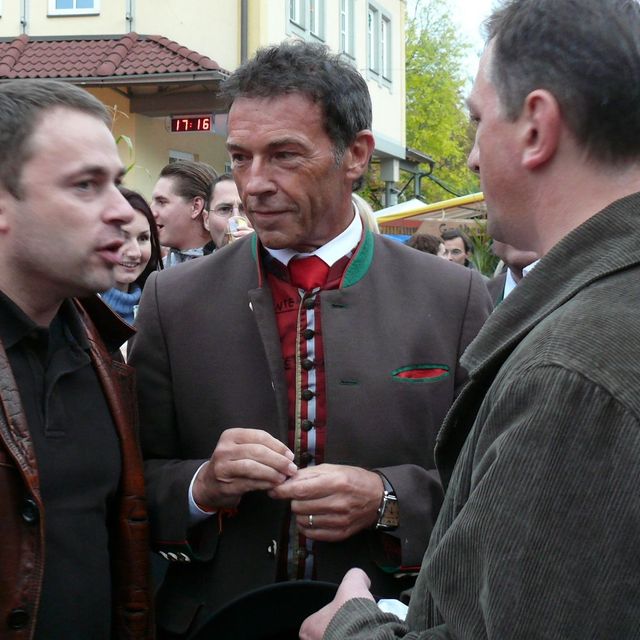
405;0;480;201
359;164;386;210
115;133;136;174
463;222;500;277
108;104;136;174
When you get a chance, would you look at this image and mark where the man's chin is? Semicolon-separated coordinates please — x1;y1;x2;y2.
91;272;117;296
255;230;293;251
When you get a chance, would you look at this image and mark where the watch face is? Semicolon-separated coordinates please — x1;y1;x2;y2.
377;494;399;530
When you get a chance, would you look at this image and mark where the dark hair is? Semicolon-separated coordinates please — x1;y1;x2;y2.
212;172;236;193
118;186;162;288
0;79;110;199
441;228;472;253
220;40;372;160
484;0;640;164
406;233;443;255
159;160;217;216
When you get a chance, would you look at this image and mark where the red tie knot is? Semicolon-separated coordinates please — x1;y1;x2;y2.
288;256;330;291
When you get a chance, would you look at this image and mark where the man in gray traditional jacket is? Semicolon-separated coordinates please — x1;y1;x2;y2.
131;41;491;638
301;0;640;638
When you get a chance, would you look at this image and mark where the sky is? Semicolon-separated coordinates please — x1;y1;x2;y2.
448;0;496;84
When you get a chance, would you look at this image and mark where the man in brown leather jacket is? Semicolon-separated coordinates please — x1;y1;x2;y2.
0;80;153;639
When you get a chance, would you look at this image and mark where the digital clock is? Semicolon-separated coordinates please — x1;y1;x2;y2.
170;115;212;133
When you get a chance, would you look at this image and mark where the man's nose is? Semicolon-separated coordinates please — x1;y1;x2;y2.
107;187;134;225
243;159;276;197
467;142;480;175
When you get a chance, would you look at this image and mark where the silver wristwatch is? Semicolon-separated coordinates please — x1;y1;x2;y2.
375;472;399;531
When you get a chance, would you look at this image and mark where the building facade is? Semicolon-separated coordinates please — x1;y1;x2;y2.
0;0;407;200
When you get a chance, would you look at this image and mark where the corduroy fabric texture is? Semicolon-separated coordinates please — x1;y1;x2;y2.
325;192;640;639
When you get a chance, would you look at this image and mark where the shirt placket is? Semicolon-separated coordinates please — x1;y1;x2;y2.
288;290;320;579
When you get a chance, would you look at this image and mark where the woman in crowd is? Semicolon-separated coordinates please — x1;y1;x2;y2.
102;187;162;324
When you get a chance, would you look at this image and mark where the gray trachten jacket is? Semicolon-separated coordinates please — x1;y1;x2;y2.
130;231;492;636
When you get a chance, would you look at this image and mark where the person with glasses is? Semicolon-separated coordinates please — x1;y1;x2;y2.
441;228;473;267
203;173;253;251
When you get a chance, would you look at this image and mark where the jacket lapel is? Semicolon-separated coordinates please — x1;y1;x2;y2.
436;192;640;484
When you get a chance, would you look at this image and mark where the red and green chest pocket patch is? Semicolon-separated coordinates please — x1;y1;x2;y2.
391;364;450;383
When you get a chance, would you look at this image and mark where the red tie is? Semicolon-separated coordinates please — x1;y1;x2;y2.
288;256;330;291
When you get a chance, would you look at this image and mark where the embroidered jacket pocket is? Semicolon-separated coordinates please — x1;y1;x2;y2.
391;364;449;383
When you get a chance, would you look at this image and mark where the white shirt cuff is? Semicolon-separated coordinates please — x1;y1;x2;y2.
188;462;216;524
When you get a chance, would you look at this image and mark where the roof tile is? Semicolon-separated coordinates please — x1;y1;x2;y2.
0;33;227;80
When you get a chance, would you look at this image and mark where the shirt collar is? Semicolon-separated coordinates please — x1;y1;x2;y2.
503;269;518;298
0;289;39;349
0;290;88;351
163;246;205;267
522;259;540;277
265;210;362;267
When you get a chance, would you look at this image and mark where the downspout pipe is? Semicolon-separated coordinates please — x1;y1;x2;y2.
126;0;134;32
20;0;28;34
240;0;249;63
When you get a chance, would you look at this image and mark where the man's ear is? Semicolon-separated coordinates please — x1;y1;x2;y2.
190;196;206;219
521;89;562;170
343;130;375;182
0;186;14;234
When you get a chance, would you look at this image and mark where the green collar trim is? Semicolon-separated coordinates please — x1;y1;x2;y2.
252;229;375;289
342;229;374;288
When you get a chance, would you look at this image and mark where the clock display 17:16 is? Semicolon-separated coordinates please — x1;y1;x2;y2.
170;116;212;132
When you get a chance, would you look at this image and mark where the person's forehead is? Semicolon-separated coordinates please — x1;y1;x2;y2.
445;237;465;248
153;176;178;196
227;93;323;140
122;209;150;234
212;180;240;202
467;43;494;111
27;107;119;169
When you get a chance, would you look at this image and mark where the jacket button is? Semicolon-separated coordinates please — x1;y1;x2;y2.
300;452;315;466
302;329;315;340
303;296;316;310
301;389;315;401
7;609;29;629
21;498;39;524
301;358;314;371
301;419;314;432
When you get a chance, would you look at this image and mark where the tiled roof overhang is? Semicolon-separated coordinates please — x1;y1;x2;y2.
0;33;231;116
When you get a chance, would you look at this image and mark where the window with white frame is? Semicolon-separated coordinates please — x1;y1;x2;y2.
381;14;391;80
340;0;355;59
288;0;325;41
368;3;392;83
48;0;100;16
169;150;196;164
290;0;304;28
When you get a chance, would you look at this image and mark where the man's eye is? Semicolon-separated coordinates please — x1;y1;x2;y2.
275;151;297;160
215;206;233;216
75;180;96;192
